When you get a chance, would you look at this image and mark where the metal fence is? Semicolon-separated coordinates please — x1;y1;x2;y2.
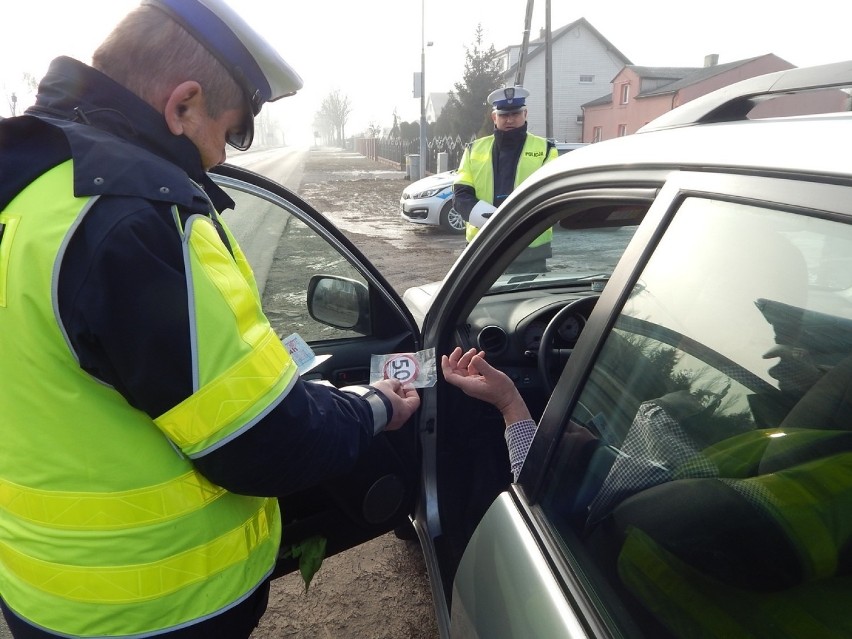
354;134;475;175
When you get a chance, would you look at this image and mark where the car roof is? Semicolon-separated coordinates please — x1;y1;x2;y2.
547;113;852;179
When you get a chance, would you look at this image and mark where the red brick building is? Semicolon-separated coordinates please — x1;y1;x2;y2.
582;53;849;142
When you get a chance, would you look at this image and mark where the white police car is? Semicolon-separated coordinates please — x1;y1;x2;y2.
211;61;852;638
400;143;588;235
399;169;465;234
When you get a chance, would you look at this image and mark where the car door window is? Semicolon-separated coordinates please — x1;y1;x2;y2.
218;182;368;342
540;196;852;637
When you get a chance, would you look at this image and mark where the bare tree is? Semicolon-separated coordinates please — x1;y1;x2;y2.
312;112;335;145
4;72;38;117
5;91;18;117
316;89;352;144
254;108;287;147
389;109;401;139
366;121;382;138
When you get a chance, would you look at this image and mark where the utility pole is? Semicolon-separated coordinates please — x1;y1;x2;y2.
419;0;427;179
545;0;553;139
515;0;534;87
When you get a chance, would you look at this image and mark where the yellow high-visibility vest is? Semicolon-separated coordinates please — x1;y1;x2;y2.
455;133;556;243
0;160;295;636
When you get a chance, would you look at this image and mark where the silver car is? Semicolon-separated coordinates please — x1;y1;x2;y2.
211;61;852;638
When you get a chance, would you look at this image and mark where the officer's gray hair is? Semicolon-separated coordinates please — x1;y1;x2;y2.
92;5;245;118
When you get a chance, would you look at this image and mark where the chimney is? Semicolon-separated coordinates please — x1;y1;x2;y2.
704;54;719;67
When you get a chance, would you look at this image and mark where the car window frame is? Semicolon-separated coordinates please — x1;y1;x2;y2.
522;169;852;497
204;164;425;576
415;177;661;633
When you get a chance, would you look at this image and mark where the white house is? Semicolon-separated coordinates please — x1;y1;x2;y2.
496;18;632;142
426;92;449;124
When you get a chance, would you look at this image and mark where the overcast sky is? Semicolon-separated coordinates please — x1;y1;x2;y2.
3;1;850;145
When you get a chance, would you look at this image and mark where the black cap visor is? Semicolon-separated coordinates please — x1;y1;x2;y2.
494;105;526;115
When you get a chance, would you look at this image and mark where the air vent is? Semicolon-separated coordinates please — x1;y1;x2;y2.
477;325;508;356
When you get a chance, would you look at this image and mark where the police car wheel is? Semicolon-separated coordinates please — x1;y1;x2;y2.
440;202;465;234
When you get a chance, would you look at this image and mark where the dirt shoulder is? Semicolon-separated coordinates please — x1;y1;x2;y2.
250;148;447;639
296;147;465;294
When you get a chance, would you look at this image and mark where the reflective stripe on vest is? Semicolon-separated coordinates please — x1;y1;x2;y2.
457;134;555;245
0;160;282;636
1;498;276;603
155;210;299;457
0;470;224;529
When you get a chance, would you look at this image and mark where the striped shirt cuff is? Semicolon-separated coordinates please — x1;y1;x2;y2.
505;419;537;482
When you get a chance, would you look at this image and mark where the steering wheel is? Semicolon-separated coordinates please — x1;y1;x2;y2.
537;296;599;393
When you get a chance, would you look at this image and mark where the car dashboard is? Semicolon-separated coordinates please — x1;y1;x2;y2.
432;284;602;589
453;287;599;392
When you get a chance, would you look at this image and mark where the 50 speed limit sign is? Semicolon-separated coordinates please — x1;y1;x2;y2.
370;348;436;388
383;353;420;384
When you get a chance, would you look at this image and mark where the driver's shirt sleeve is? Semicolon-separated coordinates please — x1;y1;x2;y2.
59;195;394;497
505;419;538;481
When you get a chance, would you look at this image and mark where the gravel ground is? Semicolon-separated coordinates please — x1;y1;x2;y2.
296;148;466;294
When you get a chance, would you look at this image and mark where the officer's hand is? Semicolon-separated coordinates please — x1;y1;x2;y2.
372;378;420;431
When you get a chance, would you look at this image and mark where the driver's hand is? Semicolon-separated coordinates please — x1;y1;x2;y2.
763;344;823;396
442;347;532;426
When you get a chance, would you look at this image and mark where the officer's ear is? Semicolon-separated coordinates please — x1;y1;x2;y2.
164;81;205;136
490;111;498;125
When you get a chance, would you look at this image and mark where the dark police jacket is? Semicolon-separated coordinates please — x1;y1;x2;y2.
0;56;387;497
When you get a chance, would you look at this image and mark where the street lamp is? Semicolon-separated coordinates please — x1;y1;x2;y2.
418;0;432;179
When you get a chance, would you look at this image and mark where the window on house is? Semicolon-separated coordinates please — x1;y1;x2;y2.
576;115;584;124
618;124;628;137
593;127;603;143
620;83;630;105
580;75;594;83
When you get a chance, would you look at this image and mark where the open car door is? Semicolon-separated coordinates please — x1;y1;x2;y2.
210;163;422;575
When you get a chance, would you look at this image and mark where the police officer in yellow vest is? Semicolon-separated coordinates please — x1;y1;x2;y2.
0;2;419;637
453;85;558;273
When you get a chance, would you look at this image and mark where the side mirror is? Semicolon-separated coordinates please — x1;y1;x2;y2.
307;275;371;334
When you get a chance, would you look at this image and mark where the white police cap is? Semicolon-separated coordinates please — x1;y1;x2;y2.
488;85;529;114
142;0;303;148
